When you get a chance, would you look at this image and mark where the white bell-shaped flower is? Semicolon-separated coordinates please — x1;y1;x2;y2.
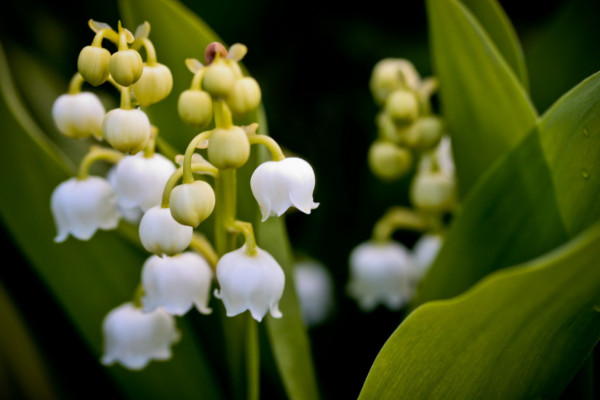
106;167;143;223
52;92;105;139
142;252;213;316
347;241;414;311
51;177;121;242
214;244;284;322
250;157;319;221
411;233;443;281
294;260;333;327
101;302;180;370
139;206;193;256
112;153;176;212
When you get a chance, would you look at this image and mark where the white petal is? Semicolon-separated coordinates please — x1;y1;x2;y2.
51;177;120;242
52;92;105;139
113;153;176;211
293;260;333;326
142;252;213;316
101;302;179;370
412;233;443;280
347;241;414;311
215;245;284;322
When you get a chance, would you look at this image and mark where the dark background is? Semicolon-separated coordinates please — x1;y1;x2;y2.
1;0;599;398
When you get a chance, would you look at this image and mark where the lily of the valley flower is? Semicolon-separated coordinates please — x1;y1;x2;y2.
52;92;105;139
347;241;415;311
294;260;334;327
411;233;443;281
139;206;193;256
142;252;213;316
101;302;179;370
112;153;176;212
250;157;319;222
51;177;121;242
214;244;284;322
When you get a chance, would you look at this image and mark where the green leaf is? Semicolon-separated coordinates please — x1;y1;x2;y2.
460;0;528;89
0;41;222;400
360;220;600;399
426;0;537;195
119;2;319;399
413;71;600;306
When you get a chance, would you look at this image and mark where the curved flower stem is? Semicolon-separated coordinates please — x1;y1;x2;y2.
372;206;430;242
248;134;285;161
143;126;158;158
120;86;132;109
182;130;213;184
132;284;145;308
214;99;233;129
136;37;157;66
77;146;124;180
227;220;257;255
190;233;218;270
160;162;219;208
91;27;118;47
67;73;85;95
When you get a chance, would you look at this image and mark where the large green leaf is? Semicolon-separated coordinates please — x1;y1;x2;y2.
119;1;318;399
0;41;222;400
360;220;600;399
460;0;528;89
426;0;537;195
413;71;600;306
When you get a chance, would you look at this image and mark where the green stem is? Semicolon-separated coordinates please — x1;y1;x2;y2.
248;134;285;161
77;146;124;180
67;73;84;95
182;130;213;184
160;163;219;208
139;37;158;66
120;86;131;109
190;233;219;270
214;168;237;255
246;316;259;400
214;99;233;129
372;206;429;242
227;220;258;255
143;126;158;158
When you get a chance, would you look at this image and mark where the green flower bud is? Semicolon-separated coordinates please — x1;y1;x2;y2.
208;126;250;169
133;63;173;106
169;181;216;227
77;46;111;86
227;77;261;116
368;141;413;181
110;49;144;87
102;108;151;154
385;90;419;126
202;62;235;97
410;171;455;212
404;116;444;151
370;59;420;105
178;89;213;128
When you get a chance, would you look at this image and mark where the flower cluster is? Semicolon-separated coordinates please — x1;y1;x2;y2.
347;59;456;311
50;21;318;370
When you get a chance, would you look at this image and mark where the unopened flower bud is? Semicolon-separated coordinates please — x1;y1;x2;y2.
202;61;235;97
178;89;213;128
368;141;413;181
404;116;444;150
139;206;193;256
102;108;151;154
110;49;144;87
169;180;216;227
370;59;420;105
207;126;250;169
227;77;261;116
133;63;173;106
52;92;105;139
410;171;455;212
385;90;419;126
77;46;111;86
